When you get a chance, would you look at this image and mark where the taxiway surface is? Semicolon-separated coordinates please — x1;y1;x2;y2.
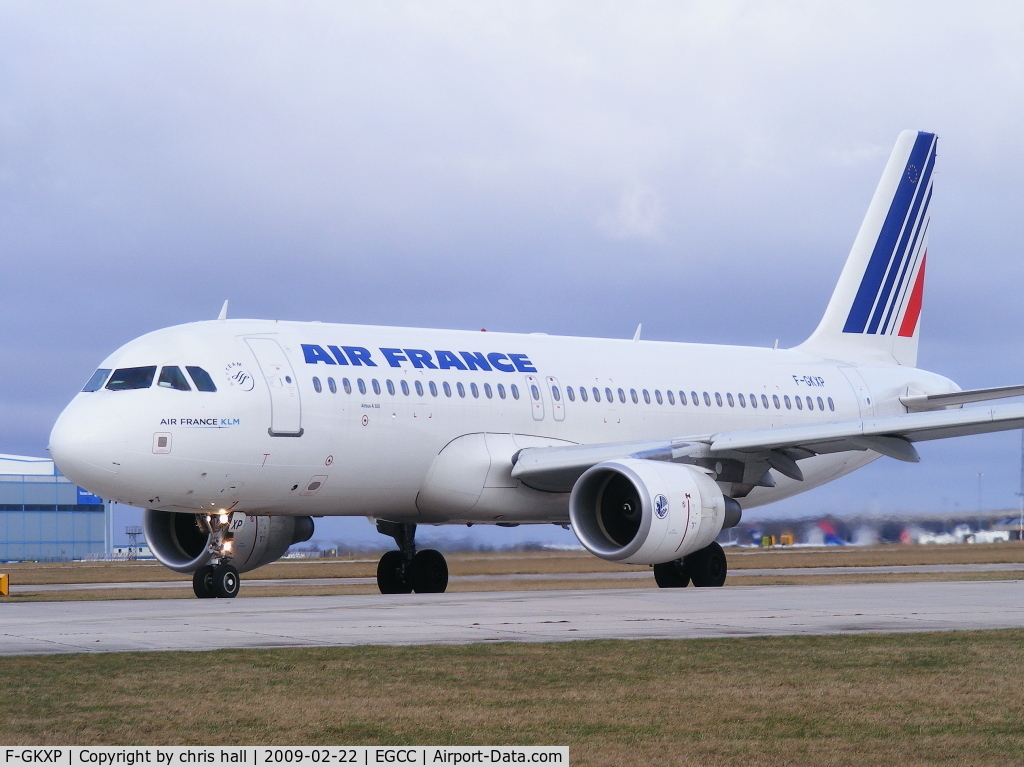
2;579;1022;655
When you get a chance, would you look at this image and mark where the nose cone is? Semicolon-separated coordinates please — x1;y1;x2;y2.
49;398;127;495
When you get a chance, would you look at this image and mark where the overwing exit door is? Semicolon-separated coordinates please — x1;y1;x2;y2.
246;338;304;436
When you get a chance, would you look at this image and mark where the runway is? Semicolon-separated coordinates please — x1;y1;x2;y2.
1;579;1022;655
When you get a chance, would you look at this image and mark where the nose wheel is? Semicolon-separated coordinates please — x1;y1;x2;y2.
375;520;449;594
192;563;240;599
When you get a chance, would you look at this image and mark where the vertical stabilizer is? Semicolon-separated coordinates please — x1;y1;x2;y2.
798;130;936;366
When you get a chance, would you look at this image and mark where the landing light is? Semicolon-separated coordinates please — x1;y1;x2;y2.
223;541;233;553
218;511;229;524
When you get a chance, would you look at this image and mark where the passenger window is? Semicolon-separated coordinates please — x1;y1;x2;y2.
726;393;734;407
531;384;540;401
566;386;575;402
817;396;824;411
630;389;638;404
795;396;803;410
552;386;561;402
415;381;424;397
605;387;613;402
750;394;757;409
772;395;780;409
511;384;520;400
401;380;410;396
312;376;322;394
186;367;217;392
655;390;662;405
579;386;587;402
158;366;191;391
738;393;746;408
484;383;493;399
328;377;337;394
667;390;674;405
703;392;711;407
358;379;367;395
106;366;157;391
443;381;451;397
691;391;699;406
343;378;352;394
828;397;835;411
715;392;723;407
386;380;396;396
593;387;601;402
471;382;480;398
762;394;770;409
457;382;466;398
643;389;651;404
618;388;626;403
784;395;792;409
429;381;438;397
497;383;506;399
372;379;381;395
806;396;813;410
83;369;112;392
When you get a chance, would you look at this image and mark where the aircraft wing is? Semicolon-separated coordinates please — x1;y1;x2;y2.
510;402;1024;493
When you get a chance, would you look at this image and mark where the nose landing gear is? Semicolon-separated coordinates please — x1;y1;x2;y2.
375;520;449;594
191;512;242;599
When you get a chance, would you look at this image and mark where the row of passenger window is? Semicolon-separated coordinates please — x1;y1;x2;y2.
83;366;218;392
561;386;835;413
312;376;522;400
312;375;835;413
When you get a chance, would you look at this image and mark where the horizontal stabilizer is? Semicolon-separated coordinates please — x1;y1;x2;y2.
901;384;1024;412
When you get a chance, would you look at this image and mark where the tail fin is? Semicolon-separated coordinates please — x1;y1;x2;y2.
798;130;936;366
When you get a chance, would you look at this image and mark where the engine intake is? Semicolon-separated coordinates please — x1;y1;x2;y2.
143;510;314;574
569;459;739;565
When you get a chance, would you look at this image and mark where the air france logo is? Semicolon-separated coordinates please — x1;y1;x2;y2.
654;494;669;519
300;344;537;374
225;362;255;391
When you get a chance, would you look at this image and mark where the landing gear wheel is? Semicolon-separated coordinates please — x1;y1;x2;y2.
213;564;240;598
192;565;217;599
653;559;690;588
377;550;412;594
686;541;727;587
409;549;449;594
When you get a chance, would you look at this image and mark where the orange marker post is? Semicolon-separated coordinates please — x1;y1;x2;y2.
0;574;8;597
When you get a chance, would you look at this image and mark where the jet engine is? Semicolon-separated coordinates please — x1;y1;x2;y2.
143;509;314;574
568;459;741;565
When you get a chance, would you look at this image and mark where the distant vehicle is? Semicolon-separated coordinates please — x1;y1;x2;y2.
49;131;1024;598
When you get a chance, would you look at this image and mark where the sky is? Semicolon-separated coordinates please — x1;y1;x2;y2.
3;2;1024;548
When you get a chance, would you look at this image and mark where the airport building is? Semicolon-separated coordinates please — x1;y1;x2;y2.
0;454;111;561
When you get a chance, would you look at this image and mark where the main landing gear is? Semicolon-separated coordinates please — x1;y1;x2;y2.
375;521;449;594
192;512;241;599
653;541;728;589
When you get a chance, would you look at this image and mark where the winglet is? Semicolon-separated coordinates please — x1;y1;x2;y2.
217;300;229;321
632;324;642;342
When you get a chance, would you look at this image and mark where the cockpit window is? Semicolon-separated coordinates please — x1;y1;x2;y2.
106;366;157;391
82;369;111;392
186;366;217;392
158;366;192;391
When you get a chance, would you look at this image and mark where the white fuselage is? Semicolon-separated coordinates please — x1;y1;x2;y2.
49;319;959;525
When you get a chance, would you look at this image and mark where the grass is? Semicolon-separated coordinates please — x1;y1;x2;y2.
0;630;1022;765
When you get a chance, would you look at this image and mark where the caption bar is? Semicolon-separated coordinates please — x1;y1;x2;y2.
1;749;567;766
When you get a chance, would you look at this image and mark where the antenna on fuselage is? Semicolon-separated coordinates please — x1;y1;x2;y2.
217;300;229;321
632;323;642;342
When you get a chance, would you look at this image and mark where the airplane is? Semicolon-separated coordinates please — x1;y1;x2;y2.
48;130;1024;599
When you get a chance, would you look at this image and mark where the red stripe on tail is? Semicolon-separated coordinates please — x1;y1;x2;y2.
898;253;927;337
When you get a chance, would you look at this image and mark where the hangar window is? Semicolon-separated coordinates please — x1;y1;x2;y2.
497;383;506;399
429;381;438;397
106;366;157;391
372;379;381;395
158;366;191;391
186;367;217;392
358;379;367;395
667;390;675;405
593;387;601;402
817;396;824;411
471;383;479;398
312;377;322;394
655;390;662;405
630;388;638;404
579;386;588;402
795;395;803;410
457;382;466;398
400;380;409;396
386;380;396;396
415;381;424;397
511;384;520;400
772;395;780;409
827;397;835;411
82;369;111;392
328;377;337;394
566;386;575;402
443;381;452;397
342;378;352;394
484;383;493;399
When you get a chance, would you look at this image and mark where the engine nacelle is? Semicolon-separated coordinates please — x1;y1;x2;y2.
569;459;738;565
143;510;314;574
